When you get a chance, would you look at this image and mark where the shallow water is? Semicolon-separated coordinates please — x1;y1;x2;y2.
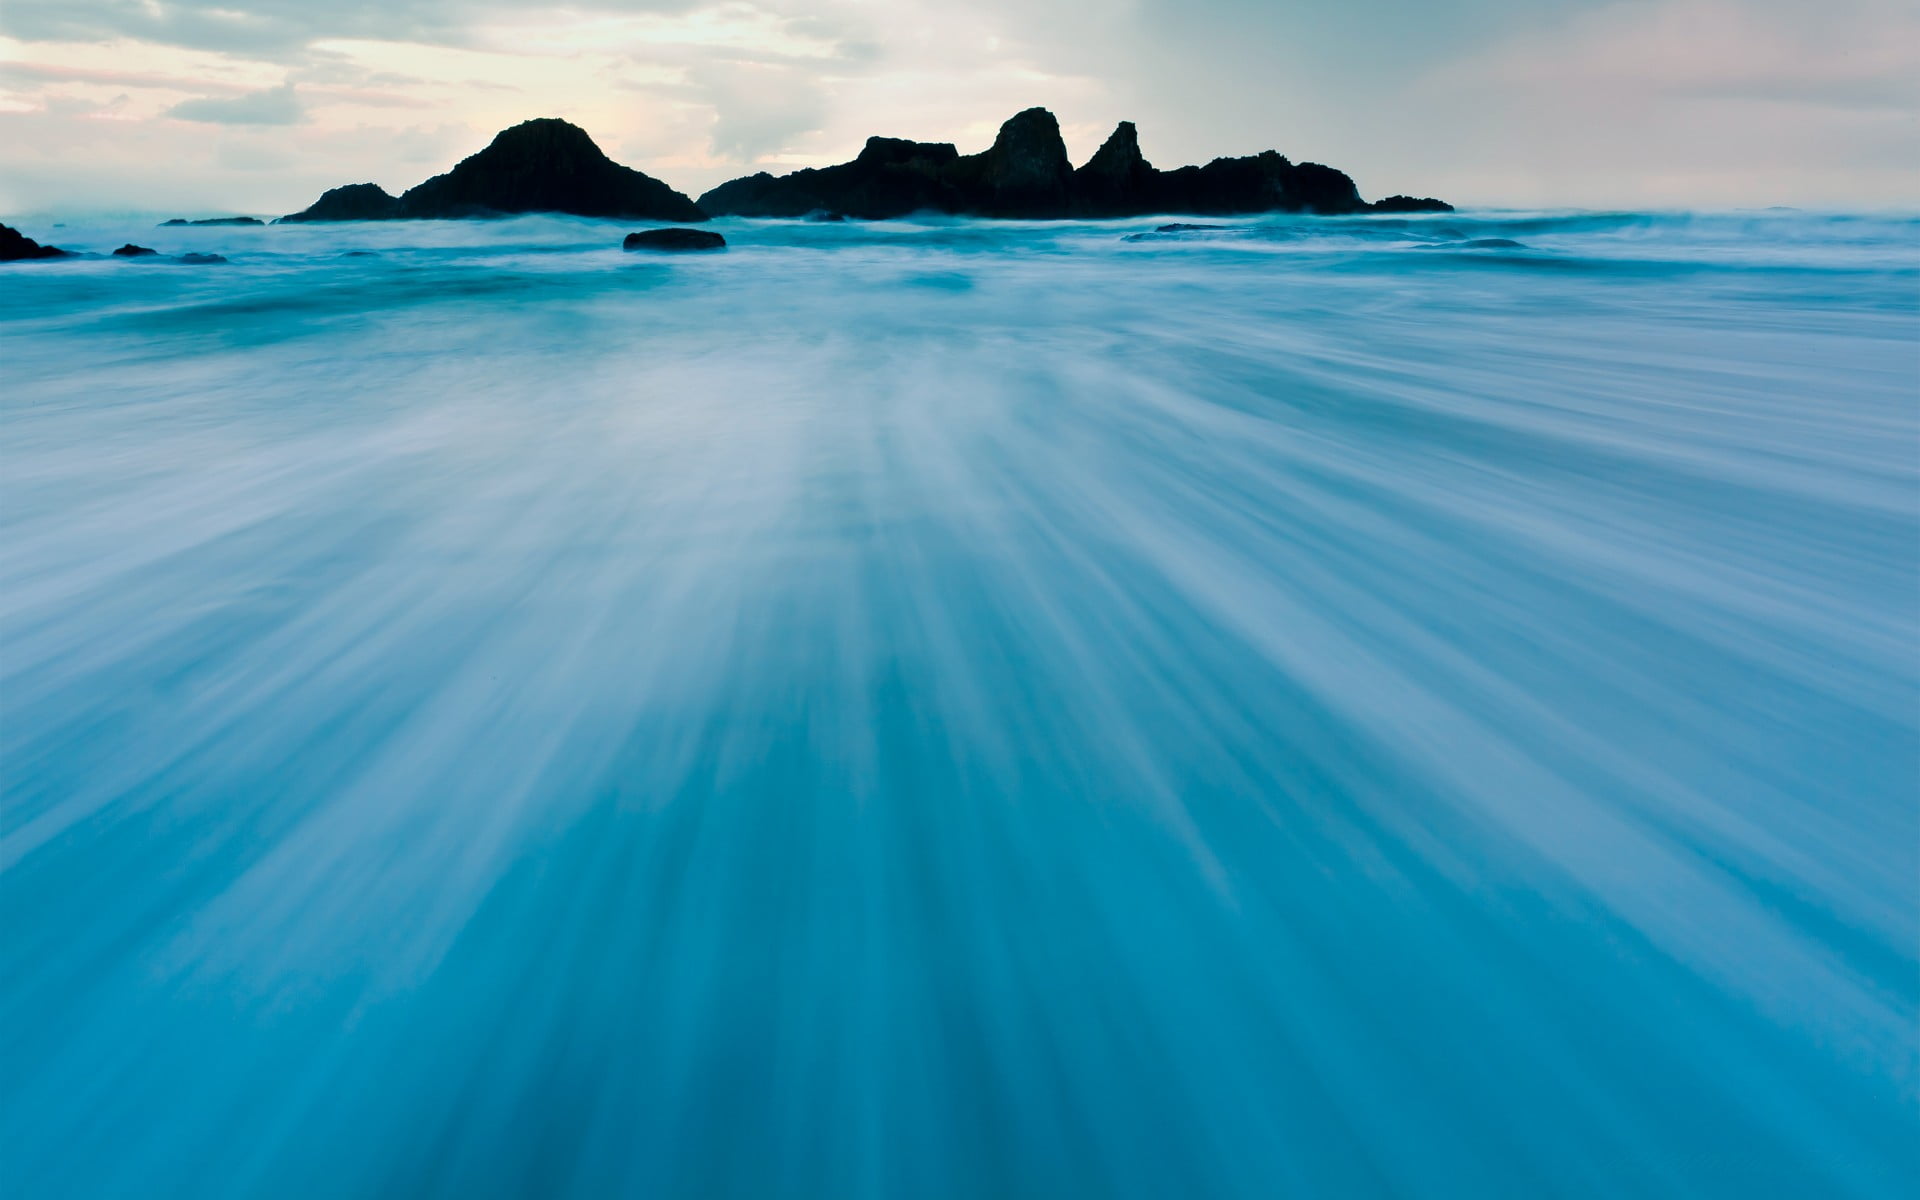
2;210;1917;1198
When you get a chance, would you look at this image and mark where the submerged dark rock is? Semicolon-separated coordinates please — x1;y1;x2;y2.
623;228;726;252
113;244;159;257
160;217;265;226
278;183;401;223
1123;222;1240;242
396;119;704;221
700;108;1439;220
1371;195;1454;214
177;252;231;264
1416;238;1526;251
0;223;70;261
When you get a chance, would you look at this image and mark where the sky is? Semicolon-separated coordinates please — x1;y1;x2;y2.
1;0;1915;215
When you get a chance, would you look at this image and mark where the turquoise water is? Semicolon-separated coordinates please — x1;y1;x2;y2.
2;210;1916;1197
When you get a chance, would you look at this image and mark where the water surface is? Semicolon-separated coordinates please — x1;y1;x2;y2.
3;210;1917;1198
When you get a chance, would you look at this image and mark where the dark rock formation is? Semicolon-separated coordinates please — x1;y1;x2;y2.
279;121;703;223
0;223;70;261
623;228;726;252
160;217;264;226
1371;195;1454;214
944;107;1077;217
1415;238;1525;251
395;119;703;221
177;252;231;264
113;244;159;257
278;183;401;223
1152;153;1363;215
697;137;962;220
1075;121;1159;216
699;108;1440;220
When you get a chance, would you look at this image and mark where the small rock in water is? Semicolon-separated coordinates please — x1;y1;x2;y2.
1371;194;1455;213
177;253;230;265
623;228;726;252
1124;222;1240;242
113;244;159;257
0;222;70;261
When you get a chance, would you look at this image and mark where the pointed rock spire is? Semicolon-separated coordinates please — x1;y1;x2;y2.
1075;121;1159;215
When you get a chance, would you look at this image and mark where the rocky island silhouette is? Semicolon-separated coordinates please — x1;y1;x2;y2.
274;108;1449;225
2;108;1451;259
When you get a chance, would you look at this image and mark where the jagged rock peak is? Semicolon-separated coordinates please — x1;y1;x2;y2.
983;108;1072;177
696;107;1447;220
955;106;1075;217
1082;121;1151;176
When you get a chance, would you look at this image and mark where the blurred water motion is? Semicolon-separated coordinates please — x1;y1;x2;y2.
1;210;1916;1198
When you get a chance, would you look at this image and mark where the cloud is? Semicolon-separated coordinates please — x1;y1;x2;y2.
168;82;304;124
0;0;701;56
689;60;827;159
0;62;253;94
3;0;1915;211
1432;0;1920;112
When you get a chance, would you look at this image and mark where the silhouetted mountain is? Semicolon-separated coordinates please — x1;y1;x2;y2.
279;121;703;223
699;109;1449;219
0;223;70;261
278;184;401;223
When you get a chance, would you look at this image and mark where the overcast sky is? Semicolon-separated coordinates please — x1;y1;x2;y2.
1;0;1915;215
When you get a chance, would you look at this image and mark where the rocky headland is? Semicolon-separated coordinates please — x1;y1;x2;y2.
699;108;1451;220
280;119;703;224
276;109;1448;225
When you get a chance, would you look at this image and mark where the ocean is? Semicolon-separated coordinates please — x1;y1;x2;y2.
2;210;1916;1197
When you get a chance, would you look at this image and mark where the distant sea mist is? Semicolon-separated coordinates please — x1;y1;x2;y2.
2;209;1916;1198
